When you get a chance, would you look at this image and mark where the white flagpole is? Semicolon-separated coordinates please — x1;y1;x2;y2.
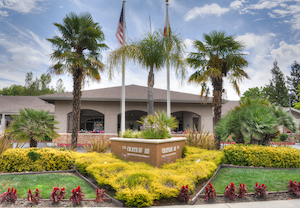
121;0;126;133
166;0;171;116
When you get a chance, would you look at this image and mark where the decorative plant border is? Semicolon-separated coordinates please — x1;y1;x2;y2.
0;169;124;207
191;164;300;204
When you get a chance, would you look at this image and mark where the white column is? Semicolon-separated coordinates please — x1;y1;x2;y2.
1;114;6;135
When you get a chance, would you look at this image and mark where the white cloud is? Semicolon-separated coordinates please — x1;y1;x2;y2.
184;3;230;21
0;10;8;16
230;0;247;10
248;1;281;10
0;0;45;14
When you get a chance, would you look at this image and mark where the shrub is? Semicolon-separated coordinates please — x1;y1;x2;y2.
237;183;248;198
254;183;268;198
224;182;236;200
287;180;300;196
74;146;221;207
50;187;66;203
178;185;189;202
121;129;141;138
223;144;300;168
185;125;216;150
140;110;178;139
83;138;111;153
0;187;17;203
205;182;216;201
0;148;73;172
70;185;84;205
95;188;106;203
27;188;41;204
280;133;289;142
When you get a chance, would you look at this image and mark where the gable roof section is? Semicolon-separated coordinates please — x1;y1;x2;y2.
39;84;213;104
0;96;54;114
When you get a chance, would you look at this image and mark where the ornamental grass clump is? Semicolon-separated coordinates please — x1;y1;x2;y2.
224;182;236;200
0;187;17;203
287;180;300;196
70;185;84;205
50;187;66;203
178;185;189;202
204;182;216;201
254;183;268;198
237;183;248;198
27;188;41;204
140;110;178;139
95;188;106;203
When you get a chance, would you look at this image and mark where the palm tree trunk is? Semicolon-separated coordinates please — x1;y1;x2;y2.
147;67;155;115
71;67;82;150
30;137;37;147
212;75;223;149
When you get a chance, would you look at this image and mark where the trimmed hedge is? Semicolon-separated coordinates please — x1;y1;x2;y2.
223;144;300;168
0;148;73;172
74;146;224;207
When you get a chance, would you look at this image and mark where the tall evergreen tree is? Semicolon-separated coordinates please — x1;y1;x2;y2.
264;60;289;107
286;61;300;105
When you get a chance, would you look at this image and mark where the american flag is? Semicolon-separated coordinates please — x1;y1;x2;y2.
116;5;124;45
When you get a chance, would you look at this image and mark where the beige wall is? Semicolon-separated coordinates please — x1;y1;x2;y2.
54;100;213;134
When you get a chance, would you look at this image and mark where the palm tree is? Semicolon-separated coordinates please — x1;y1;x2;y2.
187;30;249;149
108;29;185;115
215;97;298;145
47;12;108;150
7;108;59;147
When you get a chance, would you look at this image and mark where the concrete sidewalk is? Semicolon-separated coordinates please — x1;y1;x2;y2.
153;199;300;208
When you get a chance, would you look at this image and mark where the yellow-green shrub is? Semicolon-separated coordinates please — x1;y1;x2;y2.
75;152;120;174
223;144;300;168
0;148;72;172
74;146;221;207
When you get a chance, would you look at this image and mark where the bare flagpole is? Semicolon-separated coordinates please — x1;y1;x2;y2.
165;0;171;116
121;0;126;133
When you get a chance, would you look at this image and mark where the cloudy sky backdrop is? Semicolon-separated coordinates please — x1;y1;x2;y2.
0;0;300;100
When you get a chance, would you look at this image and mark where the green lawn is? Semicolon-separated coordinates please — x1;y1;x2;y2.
0;173;96;199
211;167;300;194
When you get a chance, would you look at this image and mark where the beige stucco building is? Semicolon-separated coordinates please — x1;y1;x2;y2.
39;85;214;134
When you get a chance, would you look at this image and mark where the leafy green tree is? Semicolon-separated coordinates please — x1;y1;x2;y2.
47;12;108;150
0;72;63;96
0;85;25;95
215;97;298;145
55;78;65;93
264;60;289;107
286;61;300;105
7;108;59;147
187;30;248;149
242;87;266;99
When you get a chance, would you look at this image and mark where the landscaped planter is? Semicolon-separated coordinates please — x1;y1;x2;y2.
109;137;186;168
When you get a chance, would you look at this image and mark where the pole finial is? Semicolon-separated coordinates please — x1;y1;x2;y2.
166;0;168;2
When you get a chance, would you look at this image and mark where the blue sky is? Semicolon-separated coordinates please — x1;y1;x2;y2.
1;0;300;100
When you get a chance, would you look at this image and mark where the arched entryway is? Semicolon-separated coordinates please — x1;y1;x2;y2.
67;109;104;132
117;110;147;132
172;111;201;132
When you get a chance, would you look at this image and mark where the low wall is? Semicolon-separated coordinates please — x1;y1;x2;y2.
54;133;186;145
54;133;118;145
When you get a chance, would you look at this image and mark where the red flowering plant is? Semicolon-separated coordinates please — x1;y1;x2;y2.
50;187;67;203
204;182;216;201
95;188;106;203
0;187;17;203
224;182;236;200
254;183;268;198
178;185;189;202
237;183;248;198
27;188;42;204
70;185;84;205
287;180;300;196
